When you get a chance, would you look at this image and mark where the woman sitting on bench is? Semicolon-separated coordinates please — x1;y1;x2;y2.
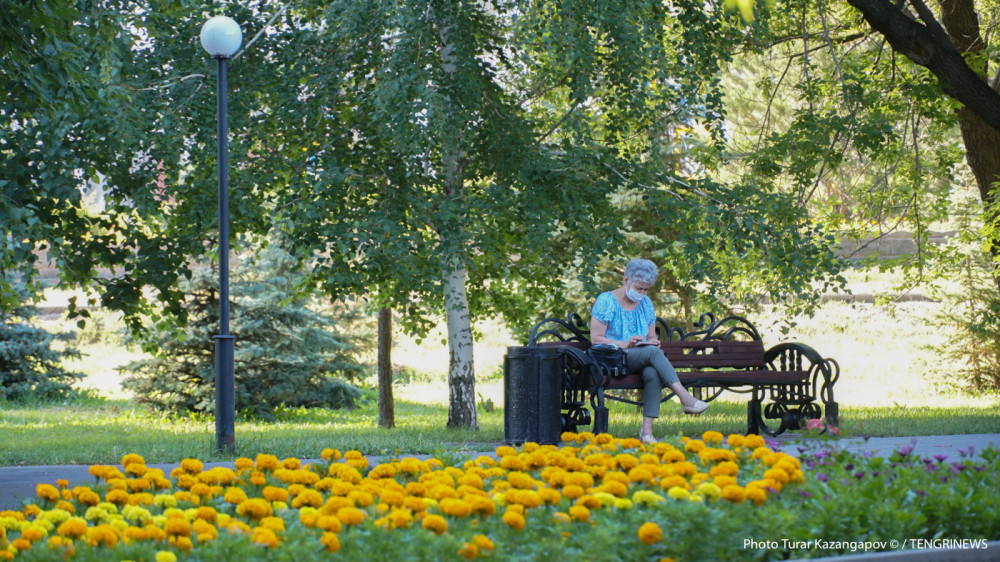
590;258;709;444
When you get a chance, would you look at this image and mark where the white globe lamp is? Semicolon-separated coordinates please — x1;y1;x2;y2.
200;15;242;58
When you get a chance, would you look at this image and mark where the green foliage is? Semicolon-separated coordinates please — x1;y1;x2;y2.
0;275;84;400
121;245;365;418
930;198;1000;393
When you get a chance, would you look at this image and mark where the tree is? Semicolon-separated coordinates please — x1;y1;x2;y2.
845;0;1000;289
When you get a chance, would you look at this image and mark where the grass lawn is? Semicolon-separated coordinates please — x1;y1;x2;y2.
1;273;998;467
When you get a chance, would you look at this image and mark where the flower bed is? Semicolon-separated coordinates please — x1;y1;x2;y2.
1;431;997;561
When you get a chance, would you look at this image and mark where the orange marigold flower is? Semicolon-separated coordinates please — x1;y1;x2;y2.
164;517;191;537
121;454;145;468
56;479;69;489
568;505;590;522
236;498;273;520
440;498;472;518
638;521;663;544
36;484;60;503
458;542;479;559
473;534;495;551
280;457;301;470
235;457;254;471
250;526;280;548
421;514;448;535
320;448;341;461
56;517;88;538
254;454;281;472
336;507;365;526
262;486;289;503
320;531;340;553
502;510;525;531
223;487;248;505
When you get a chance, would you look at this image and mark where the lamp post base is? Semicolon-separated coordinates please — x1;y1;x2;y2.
215;334;236;454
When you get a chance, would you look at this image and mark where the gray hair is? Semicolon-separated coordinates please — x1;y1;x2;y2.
624;258;658;285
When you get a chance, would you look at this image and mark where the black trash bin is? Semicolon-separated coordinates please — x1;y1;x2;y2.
503;345;562;445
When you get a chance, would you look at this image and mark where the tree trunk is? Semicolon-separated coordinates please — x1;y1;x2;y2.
377;306;394;428
937;0;1000;292
443;257;478;429
435;10;477;430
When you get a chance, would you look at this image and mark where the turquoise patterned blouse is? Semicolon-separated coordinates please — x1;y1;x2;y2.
590;292;656;342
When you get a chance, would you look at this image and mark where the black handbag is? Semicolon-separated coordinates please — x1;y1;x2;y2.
586;343;627;378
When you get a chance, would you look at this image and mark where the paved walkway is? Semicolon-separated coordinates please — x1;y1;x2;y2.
2;433;998;511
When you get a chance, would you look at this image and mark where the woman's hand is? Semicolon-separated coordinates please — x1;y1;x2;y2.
625;335;645;348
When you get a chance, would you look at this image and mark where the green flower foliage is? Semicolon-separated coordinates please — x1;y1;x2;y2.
121;246;365;418
0;276;83;400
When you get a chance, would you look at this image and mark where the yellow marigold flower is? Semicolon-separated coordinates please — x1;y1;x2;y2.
744;434;766;449
721;484;746;503
568;505;590;522
105;489;129;506
667;487;691;501
254;454;280;472
440;498;473;518
336;507;364;526
684;439;706;453
713;475;737;488
507;471;536;489
320;531;340;552
21;526;44;542
709;461;739;477
46;536;74;555
421;514;448;535
223;488;248;505
458;542;479;560
500;455;527;471
632;490;665;506
154;550;177;562
560;432;578;442
56;517;88;538
539;488;561;505
320;448;341;461
121;454;145;468
234;457;254;471
596;481;628;498
744;485;767;505
495;445;517;457
177;458;202;474
701;431;724;445
163;517;191;537
250;526;280;548
348;490;375;508
660;475;690;491
726;434;745;448
466;495;495;516
291;489;323;509
695;482;722;501
237;498;273;520
628;466;654;484
576;494;602;509
317;515;342;533
192;519;217;540
36;484;60;503
763;468;790;485
751;446;772;460
661;449;686;463
259;516;285;533
502;509;525;530
472;535;495;550
280;457;301;470
638;521;663;544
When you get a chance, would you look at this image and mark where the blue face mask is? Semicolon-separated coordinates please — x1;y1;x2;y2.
625;285;644;302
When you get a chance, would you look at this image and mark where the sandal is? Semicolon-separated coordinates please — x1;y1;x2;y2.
639;434;658;444
682;400;709;415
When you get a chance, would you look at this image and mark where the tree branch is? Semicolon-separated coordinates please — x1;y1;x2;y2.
847;0;1000;133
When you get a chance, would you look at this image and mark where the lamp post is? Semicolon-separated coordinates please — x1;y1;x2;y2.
200;15;242;454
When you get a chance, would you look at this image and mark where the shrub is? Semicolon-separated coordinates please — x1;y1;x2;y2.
0;276;84;400
121;245;365;418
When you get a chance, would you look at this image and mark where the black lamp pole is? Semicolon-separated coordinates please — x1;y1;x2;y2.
213;53;236;454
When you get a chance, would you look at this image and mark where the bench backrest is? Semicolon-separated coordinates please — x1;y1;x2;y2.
538;339;766;370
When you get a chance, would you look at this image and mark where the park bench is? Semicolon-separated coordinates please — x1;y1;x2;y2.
527;313;840;436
